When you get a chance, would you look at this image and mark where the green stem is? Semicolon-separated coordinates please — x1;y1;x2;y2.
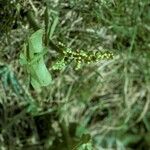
59;119;72;150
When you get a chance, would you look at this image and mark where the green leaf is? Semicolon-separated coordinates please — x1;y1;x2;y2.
20;29;52;90
49;12;59;40
30;57;52;86
28;29;44;54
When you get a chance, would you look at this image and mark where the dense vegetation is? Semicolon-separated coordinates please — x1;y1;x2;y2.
0;0;150;149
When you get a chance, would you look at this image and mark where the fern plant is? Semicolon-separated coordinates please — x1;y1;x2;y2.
20;5;114;91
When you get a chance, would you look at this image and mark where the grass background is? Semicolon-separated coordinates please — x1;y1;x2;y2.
0;0;150;149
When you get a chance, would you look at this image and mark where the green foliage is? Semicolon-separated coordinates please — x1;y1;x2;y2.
19;29;52;91
44;7;59;44
0;0;150;149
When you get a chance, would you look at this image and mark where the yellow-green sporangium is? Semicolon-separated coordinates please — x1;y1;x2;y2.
52;42;114;70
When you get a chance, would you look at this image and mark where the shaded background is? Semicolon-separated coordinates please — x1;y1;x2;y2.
0;0;150;149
